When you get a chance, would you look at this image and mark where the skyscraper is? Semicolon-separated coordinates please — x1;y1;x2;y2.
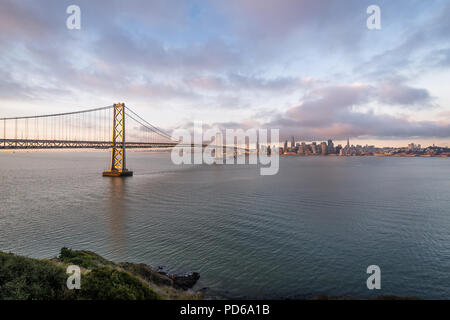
321;142;328;155
327;139;334;153
256;133;260;154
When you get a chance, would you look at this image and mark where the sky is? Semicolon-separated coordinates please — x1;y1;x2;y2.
0;0;450;147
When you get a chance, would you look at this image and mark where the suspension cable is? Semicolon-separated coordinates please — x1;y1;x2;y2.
124;106;175;140
0;105;113;121
125;112;178;143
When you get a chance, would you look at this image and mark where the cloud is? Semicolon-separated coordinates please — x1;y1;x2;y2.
376;80;433;107
426;48;450;68
185;73;312;93
262;83;448;140
354;2;450;79
0;1;55;40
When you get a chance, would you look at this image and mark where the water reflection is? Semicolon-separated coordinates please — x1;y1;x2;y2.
106;177;128;256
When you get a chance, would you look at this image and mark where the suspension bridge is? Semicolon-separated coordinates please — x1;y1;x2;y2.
0;103;248;177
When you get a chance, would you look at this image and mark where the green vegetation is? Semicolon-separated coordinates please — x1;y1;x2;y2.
0;251;73;300
0;248;202;300
80;266;159;300
59;247;114;269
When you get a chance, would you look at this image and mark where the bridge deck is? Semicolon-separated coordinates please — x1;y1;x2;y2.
0;139;178;149
0;139;249;151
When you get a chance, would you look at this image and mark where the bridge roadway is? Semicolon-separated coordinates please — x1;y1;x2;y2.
0;138;177;149
0;139;249;151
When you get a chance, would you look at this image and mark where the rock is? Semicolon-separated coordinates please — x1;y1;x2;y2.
171;272;200;290
119;262;173;287
156;265;169;277
146;265;200;290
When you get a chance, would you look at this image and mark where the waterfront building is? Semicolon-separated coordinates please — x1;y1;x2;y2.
311;143;317;154
327;139;335;154
321;142;328;155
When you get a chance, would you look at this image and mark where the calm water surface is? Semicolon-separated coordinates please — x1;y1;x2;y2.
1;151;450;299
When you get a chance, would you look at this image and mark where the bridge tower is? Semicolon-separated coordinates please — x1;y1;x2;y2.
103;103;133;177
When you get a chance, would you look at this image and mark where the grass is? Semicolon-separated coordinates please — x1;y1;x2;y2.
58;247;115;269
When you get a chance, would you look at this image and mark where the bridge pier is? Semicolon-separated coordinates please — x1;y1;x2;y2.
102;170;133;177
103;103;133;177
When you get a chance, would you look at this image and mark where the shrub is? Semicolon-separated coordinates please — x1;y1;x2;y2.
79;267;160;300
0;252;73;300
59;247;114;269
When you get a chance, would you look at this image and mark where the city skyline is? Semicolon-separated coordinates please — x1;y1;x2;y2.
279;136;450;157
283;138;450;149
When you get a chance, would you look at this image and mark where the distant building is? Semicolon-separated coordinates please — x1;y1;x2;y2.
408;143;421;152
321;142;328;155
311;142;317;154
327;139;335;154
256;135;260;154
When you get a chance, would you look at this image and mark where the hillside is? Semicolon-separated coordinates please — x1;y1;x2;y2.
0;248;203;300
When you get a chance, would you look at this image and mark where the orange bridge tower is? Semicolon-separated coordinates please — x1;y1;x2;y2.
103;102;133;177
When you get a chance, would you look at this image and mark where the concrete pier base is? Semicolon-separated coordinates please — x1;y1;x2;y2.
102;170;133;177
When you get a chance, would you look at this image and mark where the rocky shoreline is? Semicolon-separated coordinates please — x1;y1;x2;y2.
118;261;200;291
0;248;204;300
